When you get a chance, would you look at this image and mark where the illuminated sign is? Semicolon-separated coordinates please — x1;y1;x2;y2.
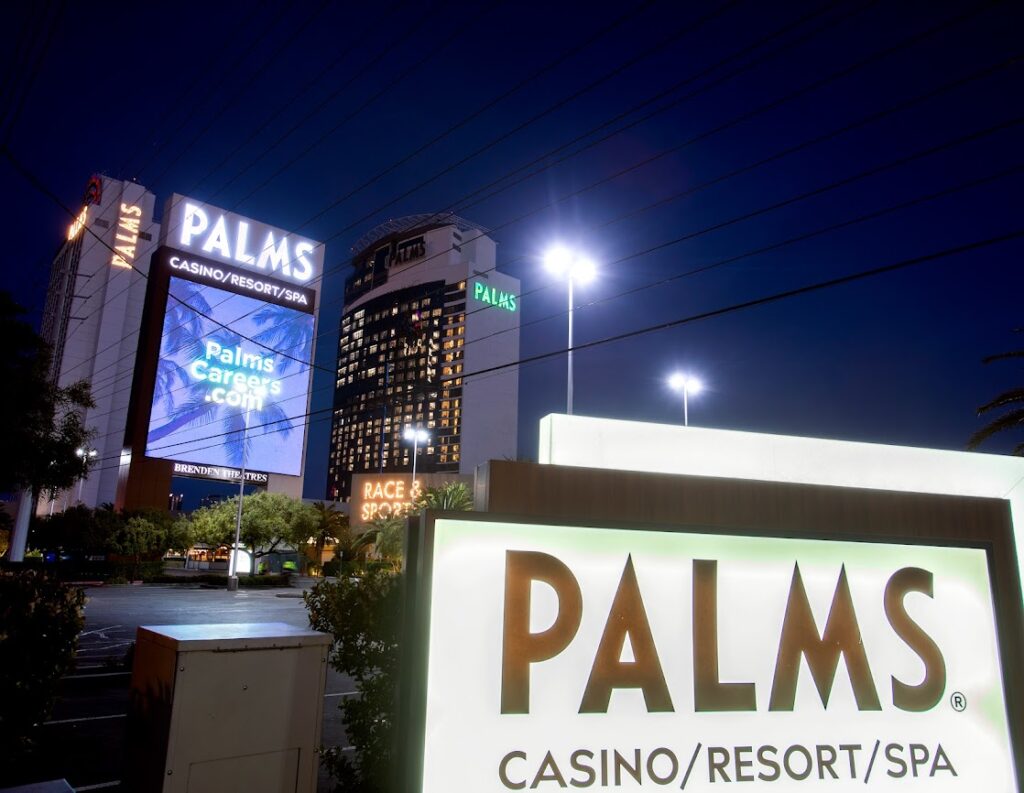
165;253;313;310
358;477;423;522
164;194;323;285
67;206;88;240
537;414;1024;608
472;280;517;312
414;516;1017;791
145;274;314;477
349;472;470;525
110;203;142;269
171;462;269;485
83;175;102;206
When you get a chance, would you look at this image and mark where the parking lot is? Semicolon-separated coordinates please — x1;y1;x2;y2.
17;584;353;792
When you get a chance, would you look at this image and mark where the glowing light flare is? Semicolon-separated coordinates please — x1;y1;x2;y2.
404;426;430;443
67;207;88;240
543;245;597;283
668;372;703;394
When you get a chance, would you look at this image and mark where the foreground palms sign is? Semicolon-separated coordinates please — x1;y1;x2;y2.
401;419;1024;792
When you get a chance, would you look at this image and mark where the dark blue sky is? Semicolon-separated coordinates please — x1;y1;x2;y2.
2;0;1022;503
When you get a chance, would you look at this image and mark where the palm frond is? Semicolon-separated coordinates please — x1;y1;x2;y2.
967;407;1024;450
982;349;1024;365
976;388;1024;415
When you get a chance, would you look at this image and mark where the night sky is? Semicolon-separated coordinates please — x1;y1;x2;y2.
2;0;1022;503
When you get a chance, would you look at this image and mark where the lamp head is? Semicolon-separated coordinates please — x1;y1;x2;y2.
668;372;702;394
543;245;573;277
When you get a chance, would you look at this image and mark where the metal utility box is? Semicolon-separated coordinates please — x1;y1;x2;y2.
126;623;331;793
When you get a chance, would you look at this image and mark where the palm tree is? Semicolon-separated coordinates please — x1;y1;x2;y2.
968;336;1024;454
310;502;349;565
414;481;474;511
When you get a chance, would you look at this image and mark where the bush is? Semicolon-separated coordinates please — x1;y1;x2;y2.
306;568;402;792
0;569;85;760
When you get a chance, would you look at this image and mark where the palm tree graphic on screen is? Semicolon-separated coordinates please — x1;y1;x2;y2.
147;280;309;468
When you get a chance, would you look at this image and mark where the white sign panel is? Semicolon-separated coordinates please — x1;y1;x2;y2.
421;518;1016;791
163;193;324;285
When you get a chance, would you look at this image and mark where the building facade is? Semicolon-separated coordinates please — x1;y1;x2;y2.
327;214;519;502
39;175;160;511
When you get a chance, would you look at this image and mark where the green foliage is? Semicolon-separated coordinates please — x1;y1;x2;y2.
306;568;402;792
30;504;116;557
413;480;474;512
364;515;405;563
0;569;85;760
310;501;351;563
0;291;96;499
107;516;177;580
189;492;318;575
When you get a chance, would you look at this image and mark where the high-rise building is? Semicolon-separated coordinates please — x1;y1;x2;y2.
39;175;160;510
327;214;519;501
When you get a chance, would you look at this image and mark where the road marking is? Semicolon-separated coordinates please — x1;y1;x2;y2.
76;642;133;654
63;672;132;680
80;625;121;637
324;691;359;698
75;781;121;791
45;713;126;726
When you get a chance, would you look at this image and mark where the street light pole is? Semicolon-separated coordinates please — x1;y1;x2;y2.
74;447;97;503
228;407;249;589
544;246;596;417
567;277;574;415
228;384;266;591
403;425;429;496
668;372;703;426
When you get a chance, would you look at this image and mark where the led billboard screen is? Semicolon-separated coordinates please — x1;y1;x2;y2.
145;275;314;476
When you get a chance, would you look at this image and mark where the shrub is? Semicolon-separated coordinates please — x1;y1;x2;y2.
306;568;402;792
0;569;85;760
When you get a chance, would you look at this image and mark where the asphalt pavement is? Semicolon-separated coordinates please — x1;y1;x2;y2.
8;583;354;792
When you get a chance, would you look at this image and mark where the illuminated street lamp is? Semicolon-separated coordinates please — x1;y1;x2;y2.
667;372;703;426
544;245;596;415
403;426;430;485
75;446;97;502
228;382;267;591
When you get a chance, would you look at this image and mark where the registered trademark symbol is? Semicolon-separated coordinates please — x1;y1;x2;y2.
950;692;967;712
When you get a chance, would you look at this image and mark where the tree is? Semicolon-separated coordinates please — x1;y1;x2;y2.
0;292;96;500
107;516;168;581
30;505;120;558
364;515;404;563
310;501;350;567
413;480;474;512
305;567;401;792
1;570;85;764
968;335;1024;454
189;492;317;575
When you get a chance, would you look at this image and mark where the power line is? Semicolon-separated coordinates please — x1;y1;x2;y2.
49;0;750;384
79;53;1024;414
31;1;1011;407
80;228;1024;472
88;157;1024;453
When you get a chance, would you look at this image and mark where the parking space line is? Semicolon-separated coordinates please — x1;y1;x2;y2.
79;625;121;637
324;691;359;698
67;669;130;676
45;713;127;726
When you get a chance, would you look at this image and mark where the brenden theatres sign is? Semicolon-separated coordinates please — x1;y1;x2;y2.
407;516;1019;791
171;462;269;485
